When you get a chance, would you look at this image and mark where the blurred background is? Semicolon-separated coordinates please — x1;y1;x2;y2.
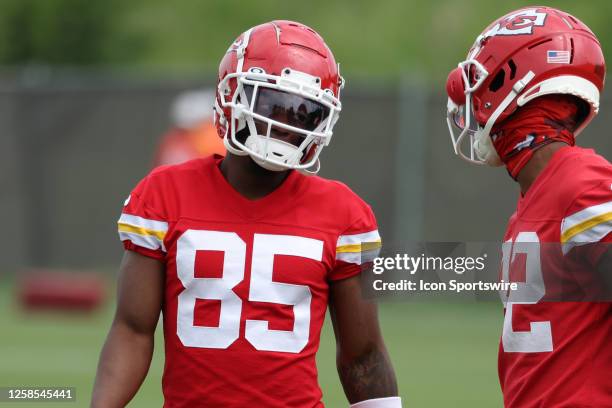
0;0;611;406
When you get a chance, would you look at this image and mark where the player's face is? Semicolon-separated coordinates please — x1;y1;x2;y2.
244;85;329;147
451;103;479;134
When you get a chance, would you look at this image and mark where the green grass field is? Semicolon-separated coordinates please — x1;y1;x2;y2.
0;279;503;407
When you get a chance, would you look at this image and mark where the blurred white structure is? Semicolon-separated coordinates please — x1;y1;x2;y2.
171;89;215;129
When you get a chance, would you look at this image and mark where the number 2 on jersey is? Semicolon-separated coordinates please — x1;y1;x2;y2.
501;231;553;353
176;230;323;353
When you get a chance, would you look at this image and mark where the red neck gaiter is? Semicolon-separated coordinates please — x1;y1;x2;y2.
491;95;579;179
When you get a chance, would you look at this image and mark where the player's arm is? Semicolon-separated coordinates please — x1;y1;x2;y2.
560;176;612;298
596;236;612;294
91;251;165;408
329;275;400;406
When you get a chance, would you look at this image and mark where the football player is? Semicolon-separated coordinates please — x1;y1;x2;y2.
92;21;401;408
153;89;225;167
445;6;611;407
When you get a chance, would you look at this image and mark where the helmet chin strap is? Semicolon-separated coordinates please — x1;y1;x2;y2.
223;109;307;173
299;158;321;175
473;70;536;165
244;135;304;172
223;130;307;174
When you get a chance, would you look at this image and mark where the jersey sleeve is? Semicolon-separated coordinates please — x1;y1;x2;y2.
330;202;382;281
117;173;169;261
561;176;612;265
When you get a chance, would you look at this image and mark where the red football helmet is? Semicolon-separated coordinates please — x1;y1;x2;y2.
214;20;344;173
445;6;605;165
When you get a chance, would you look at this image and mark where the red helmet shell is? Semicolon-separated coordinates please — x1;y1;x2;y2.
446;67;466;106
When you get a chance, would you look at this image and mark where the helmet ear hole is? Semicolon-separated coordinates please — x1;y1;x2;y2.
489;69;505;92
508;59;517;80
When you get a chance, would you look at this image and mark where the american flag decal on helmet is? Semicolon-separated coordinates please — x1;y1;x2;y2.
547;50;571;64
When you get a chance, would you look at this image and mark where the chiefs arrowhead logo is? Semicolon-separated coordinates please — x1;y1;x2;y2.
484;9;547;37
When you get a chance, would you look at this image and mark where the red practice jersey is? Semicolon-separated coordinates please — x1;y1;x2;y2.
117;155;381;408
499;146;612;407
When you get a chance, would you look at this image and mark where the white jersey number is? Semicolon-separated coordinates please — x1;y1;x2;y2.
176;230;323;353
501;231;553;353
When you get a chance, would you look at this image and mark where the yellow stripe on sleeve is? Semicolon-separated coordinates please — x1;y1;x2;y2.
118;222;166;241
561;212;612;243
336;240;382;253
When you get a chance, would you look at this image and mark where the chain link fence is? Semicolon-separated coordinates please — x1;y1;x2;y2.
1;71;610;271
